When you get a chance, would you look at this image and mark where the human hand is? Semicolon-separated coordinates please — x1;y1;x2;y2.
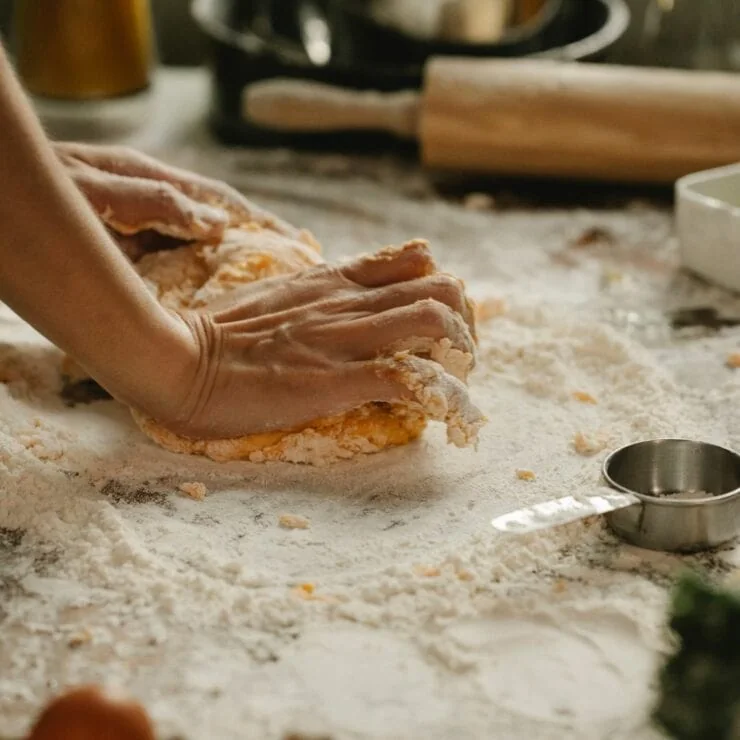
53;142;317;260
148;240;480;442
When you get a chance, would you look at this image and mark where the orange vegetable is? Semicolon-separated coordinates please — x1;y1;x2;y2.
27;685;155;740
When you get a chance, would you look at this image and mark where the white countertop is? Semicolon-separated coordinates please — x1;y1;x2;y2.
2;67;740;740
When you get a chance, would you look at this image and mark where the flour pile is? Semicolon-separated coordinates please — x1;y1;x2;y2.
3;78;740;739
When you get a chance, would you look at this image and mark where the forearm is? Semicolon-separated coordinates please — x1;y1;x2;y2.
0;44;191;413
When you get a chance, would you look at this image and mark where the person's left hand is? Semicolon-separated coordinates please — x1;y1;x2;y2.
54;142;316;261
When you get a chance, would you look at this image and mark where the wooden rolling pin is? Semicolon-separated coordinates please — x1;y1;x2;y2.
242;58;740;183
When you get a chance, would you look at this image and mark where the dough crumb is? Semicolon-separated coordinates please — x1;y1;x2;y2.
457;569;474;582
474;297;507;322
516;469;536;481
572;391;598;404
573;431;608;456
726;353;740;369
570;226;615;248
553;579;568;594
463;192;496;211
279;514;310;530
292;583;317;600
601;267;623;286
414;565;441;577
179;482;207;501
67;628;92;649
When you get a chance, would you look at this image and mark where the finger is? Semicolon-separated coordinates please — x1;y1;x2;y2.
334;362;416;409
229;299;475;376
331;299;476;379
57;143;312;243
198;363;418;438
340;240;436;287
353;299;474;358
206;271;334;324
68;163;228;240
354;273;476;337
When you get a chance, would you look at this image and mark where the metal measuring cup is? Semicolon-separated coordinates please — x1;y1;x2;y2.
492;439;740;552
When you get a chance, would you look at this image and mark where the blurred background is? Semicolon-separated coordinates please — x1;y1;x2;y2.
0;0;208;67
0;0;736;153
0;1;737;70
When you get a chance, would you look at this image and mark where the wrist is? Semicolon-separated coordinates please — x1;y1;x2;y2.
143;310;224;435
130;309;201;422
75;302;199;423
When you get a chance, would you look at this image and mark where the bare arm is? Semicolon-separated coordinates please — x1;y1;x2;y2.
0;42;192;416
0;41;479;442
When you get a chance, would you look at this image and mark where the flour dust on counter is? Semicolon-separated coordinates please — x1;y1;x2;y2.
3;95;740;738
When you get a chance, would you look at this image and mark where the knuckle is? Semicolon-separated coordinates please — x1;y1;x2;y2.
328;264;362;289
403;238;432;258
406;241;436;271
429;274;465;305
415;297;452;330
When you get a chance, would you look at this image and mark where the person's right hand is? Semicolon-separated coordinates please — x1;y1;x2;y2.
143;240;481;442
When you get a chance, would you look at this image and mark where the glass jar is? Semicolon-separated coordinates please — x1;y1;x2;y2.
12;0;154;100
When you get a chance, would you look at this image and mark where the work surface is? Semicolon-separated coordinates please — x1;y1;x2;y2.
3;70;740;740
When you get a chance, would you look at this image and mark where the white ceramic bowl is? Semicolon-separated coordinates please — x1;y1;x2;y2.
676;163;740;293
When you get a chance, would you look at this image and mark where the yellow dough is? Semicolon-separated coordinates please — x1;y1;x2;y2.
135;225;324;310
131;403;427;465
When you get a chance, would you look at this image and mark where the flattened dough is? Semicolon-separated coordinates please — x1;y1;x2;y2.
64;225;483;465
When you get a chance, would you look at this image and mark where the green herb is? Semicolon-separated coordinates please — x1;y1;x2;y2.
654;572;740;740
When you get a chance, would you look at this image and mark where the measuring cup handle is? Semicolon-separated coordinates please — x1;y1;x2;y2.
491;491;640;535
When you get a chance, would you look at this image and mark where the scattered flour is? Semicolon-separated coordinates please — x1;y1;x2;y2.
1;71;739;740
